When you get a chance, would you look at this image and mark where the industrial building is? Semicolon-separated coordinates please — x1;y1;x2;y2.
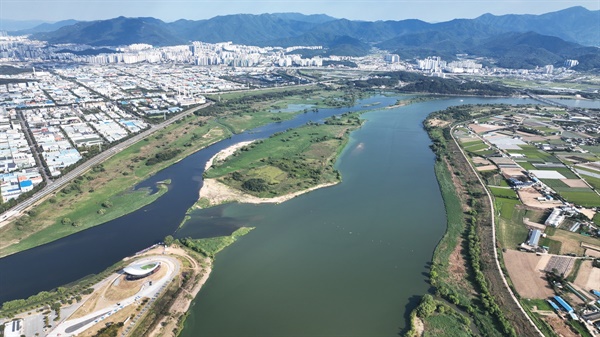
527;229;542;247
554;295;574;313
545;208;565;227
3;319;23;337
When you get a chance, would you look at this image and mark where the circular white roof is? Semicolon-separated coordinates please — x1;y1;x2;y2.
123;261;160;276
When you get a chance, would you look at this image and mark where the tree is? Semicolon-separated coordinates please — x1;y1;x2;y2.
416;294;436;318
242;178;268;192
164;235;174;246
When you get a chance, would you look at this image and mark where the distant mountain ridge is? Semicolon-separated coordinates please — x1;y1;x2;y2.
473;6;599;48
21;7;600;70
14;20;79;34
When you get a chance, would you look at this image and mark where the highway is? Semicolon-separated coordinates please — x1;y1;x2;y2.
0;102;213;227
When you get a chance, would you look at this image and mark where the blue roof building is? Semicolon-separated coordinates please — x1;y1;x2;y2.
527;229;542;247
19;180;32;189
554;296;574;313
547;300;560;312
591;289;600;298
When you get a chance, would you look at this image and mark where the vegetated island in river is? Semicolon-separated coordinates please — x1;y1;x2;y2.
194;112;363;208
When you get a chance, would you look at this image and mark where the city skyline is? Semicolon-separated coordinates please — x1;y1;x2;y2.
0;0;598;23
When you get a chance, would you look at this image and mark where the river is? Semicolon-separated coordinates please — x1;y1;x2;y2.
177;96;539;336
0;95;538;335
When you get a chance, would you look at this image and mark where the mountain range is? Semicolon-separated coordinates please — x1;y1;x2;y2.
9;7;600;70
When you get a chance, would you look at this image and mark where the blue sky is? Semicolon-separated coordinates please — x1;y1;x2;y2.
1;0;598;22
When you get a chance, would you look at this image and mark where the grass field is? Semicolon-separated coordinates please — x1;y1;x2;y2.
0;184;168;257
431;162;475;307
216;110;297;134
423;313;473;337
510;145;561;163
462;141;488;154
580;174;600;191
180;227;254;257
521;298;553;311
516;161;536;171
495;197;529;249
559;190;600;207
547;228;600;255
539;237;562;254
489;187;518;199
541;179;570;190
581;146;600;156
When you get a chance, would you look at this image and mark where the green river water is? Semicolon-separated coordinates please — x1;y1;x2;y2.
178;96;531;336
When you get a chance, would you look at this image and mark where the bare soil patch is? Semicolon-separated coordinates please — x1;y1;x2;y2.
70;292;102;320
518;187;563;209
413;317;424;337
523;218;546;231
585;249;600;258
427;118;450;128
199;178;336;207
448;237;471;292
545;315;579;337
503;249;554;299
586;268;600;291
472;157;491;165
579;208;596;220
70;281;112;319
469;123;504;134
476;165;497;171
561;179;589;188
500;167;526;177
205;140;254;170
573;260;600;292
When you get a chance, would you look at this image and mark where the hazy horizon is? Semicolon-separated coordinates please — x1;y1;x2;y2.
1;0;598;24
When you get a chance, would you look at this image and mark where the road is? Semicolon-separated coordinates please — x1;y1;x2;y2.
47;255;180;337
451;124;545;336
0;102;213;227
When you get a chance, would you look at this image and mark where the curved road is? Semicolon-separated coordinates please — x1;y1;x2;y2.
47;255;180;337
450;124;544;336
0;102;213;227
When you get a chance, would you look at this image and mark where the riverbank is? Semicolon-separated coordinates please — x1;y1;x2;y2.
405;104;543;336
144;246;212;337
198;178;337;207
204;141;255;171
